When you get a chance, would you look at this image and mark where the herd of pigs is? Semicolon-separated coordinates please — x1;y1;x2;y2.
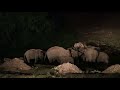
0;41;114;75
22;42;110;72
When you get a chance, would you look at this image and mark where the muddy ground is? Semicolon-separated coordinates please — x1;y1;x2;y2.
0;64;120;78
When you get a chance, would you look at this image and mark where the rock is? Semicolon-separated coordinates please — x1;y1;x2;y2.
52;62;82;75
102;64;120;73
0;58;32;72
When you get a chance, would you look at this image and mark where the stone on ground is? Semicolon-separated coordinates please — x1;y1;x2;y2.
102;64;120;73
53;62;82;75
0;58;32;72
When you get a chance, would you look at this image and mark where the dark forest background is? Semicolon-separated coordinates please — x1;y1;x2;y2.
0;12;120;58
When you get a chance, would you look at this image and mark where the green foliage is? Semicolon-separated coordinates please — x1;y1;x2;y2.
0;12;55;50
84;30;120;49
